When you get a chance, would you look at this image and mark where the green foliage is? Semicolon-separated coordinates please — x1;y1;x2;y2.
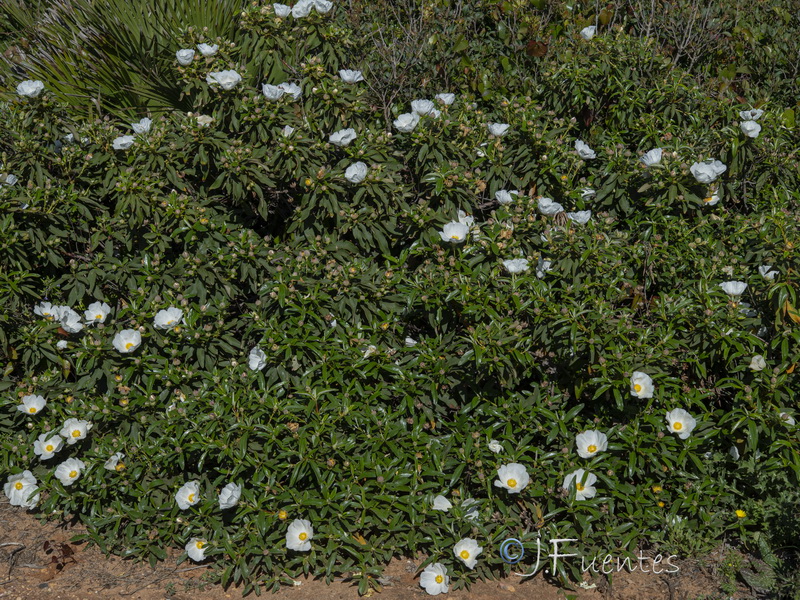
0;0;799;596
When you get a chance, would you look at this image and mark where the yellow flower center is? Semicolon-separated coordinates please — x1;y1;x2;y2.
29;407;37;413
703;196;714;203
652;485;662;493
196;541;205;549
125;342;134;350
45;444;54;452
587;444;597;453
72;429;81;438
116;463;126;472
15;482;23;490
735;510;746;518
450;235;460;240
435;575;443;584
460;550;470;559
674;422;683;430
278;510;288;520
576;483;585;491
507;478;517;488
68;470;77;478
658;501;665;507
173;326;181;333
95;313;103;319
633;384;642;393
166;319;174;325
299;532;308;541
188;493;195;503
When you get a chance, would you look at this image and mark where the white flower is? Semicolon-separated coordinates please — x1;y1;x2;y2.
729;446;740;460
690;159;727;184
55;458;86;487
719;281;747;298
488;122;510;136
630;371;654;398
739;108;763;121
262;83;285;100
197;43;219;56
248;346;267;371
703;191;720;206
665;408;697;439
131;118;152;134
563;469;597;500
17;394;46;415
749;355;766;371
435;93;455;105
453;538;482;569
536;257;553;279
273;3;291;17
329;128;356;147
503;258;530;274
538;197;563;215
740;120;761;138
313;0;333;13
432;495;452;511
461;498;479;520
641;148;663;167
575;430;608;458
154;307;184;329
60;418;93;445
218;482;242;510
34;433;63;461
562;469;597;500
363;345;377;359
393;112;420;133
4;173;18;186
495;189;518;205
176;481;200;510
34;301;61;321
286;519;313;551
84;301;111;325
411;99;436;116
779;412;795;427
494;463;530;494
176;49;195;65
420;563;449;596
339;69;364;83
196;115;214;127
278;82;303;100
345;162;368;183
113;329;142;353
56;340;68;350
59;307;84;333
112;136;135;150
457;210;474;227
581;187;596;199
439;222;469;243
17;80;45;98
758;265;778;281
567;210;591;224
282;125;295;137
4;470;39;508
404;337;418;347
575;139;596;159
580;26;597;40
206;70;242;90
292;0;313;18
186;538;207;562
488;439;502;453
104;452;125;471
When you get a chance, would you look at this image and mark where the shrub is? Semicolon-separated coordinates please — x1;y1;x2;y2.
1;0;799;596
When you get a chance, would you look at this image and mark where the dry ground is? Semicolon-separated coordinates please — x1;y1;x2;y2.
1;501;751;600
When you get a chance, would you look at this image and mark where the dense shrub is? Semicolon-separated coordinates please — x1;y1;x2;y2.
1;0;799;597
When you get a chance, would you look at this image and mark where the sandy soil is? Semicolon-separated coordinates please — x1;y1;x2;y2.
1;501;748;600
